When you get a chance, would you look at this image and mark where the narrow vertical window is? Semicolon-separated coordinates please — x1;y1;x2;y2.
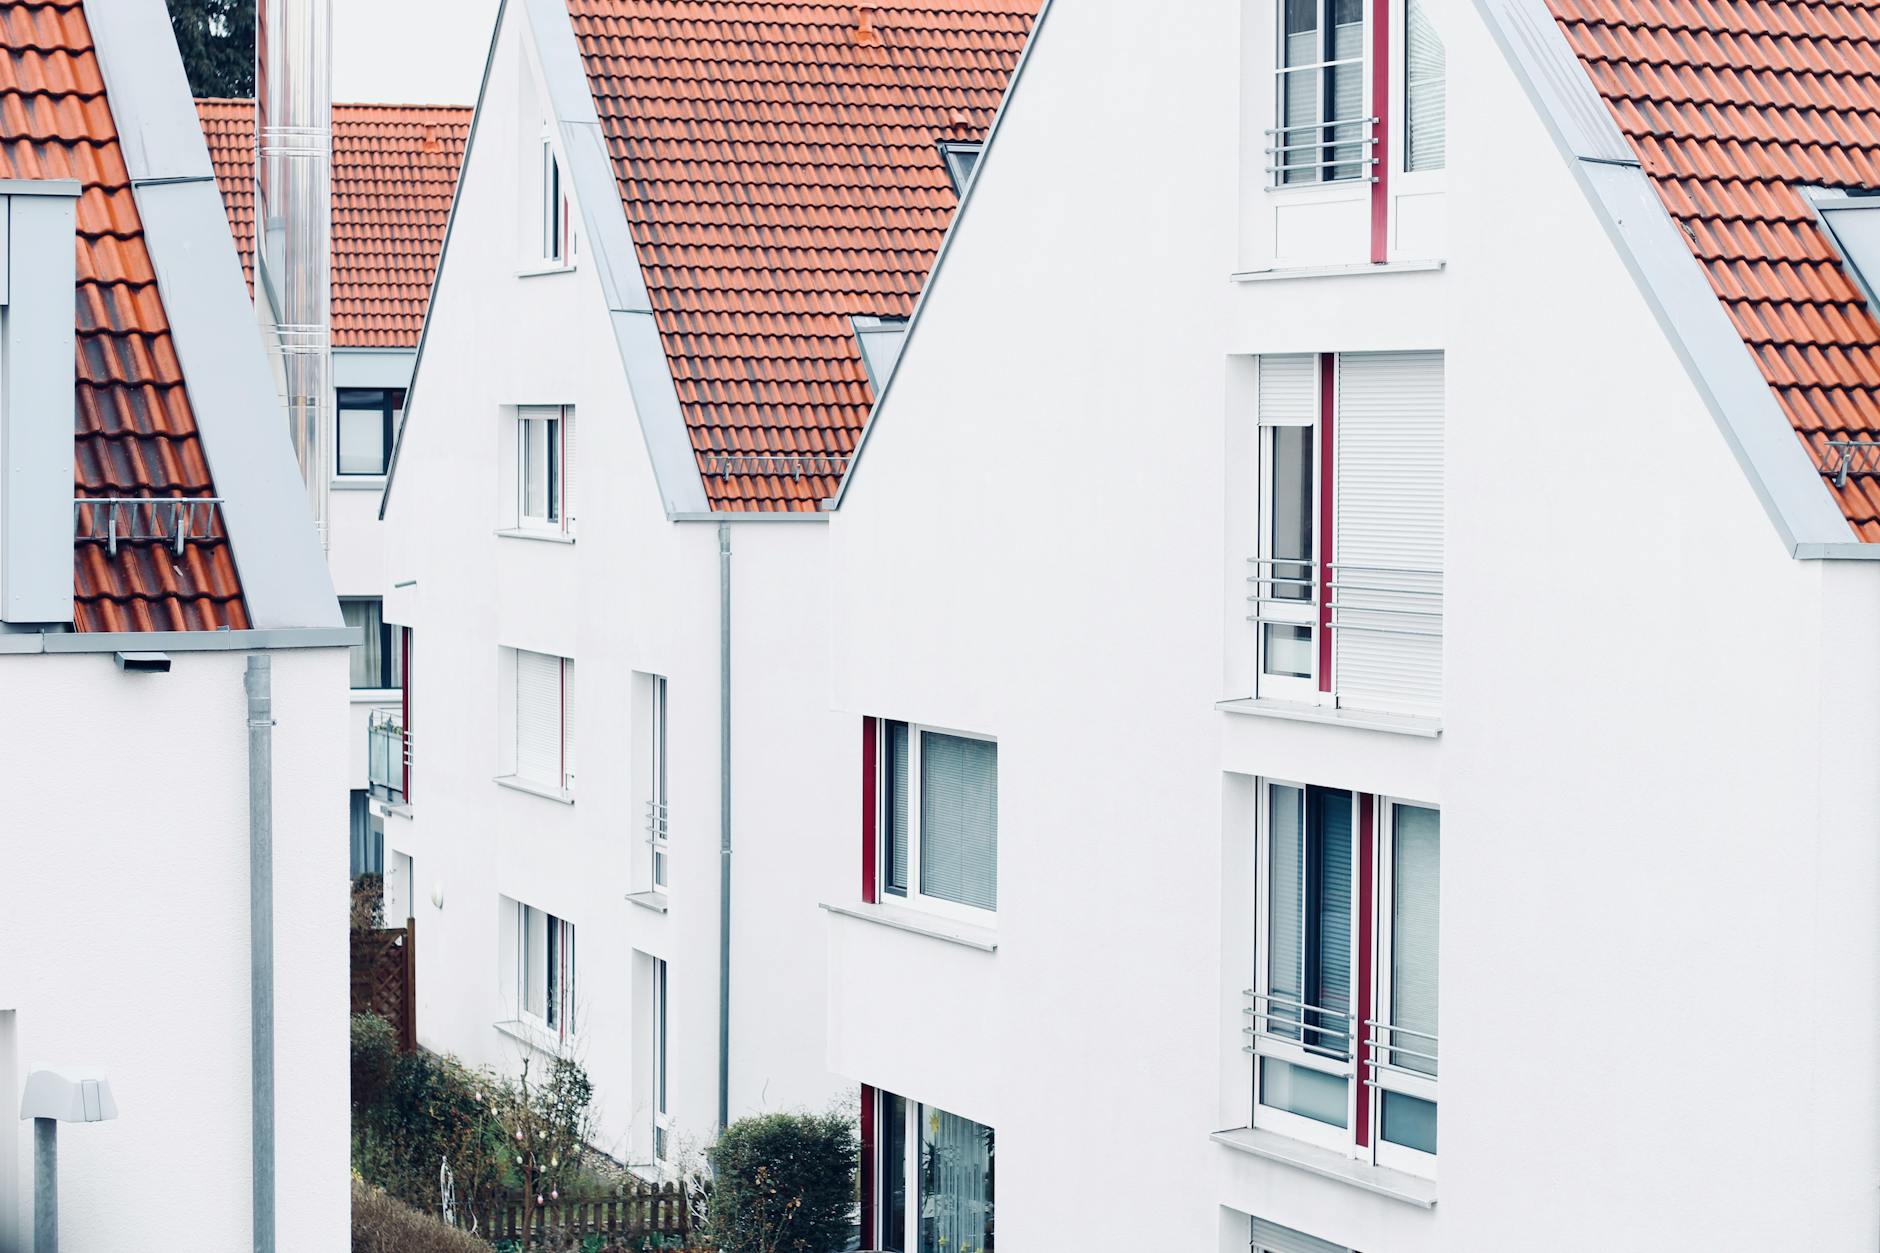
653;957;669;1161
514;649;572;792
519;904;575;1040
542;140;565;263
519;407;563;530
1275;0;1369;186
1404;0;1446;172
881;1091;908;1252
883;720;910;897
1376;803;1440;1162
1254;355;1318;698
649;675;670;890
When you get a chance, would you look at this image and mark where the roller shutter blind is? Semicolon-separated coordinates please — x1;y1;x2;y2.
1259;354;1317;427
517;650;564;786
1405;0;1446;172
1251;1216;1350;1253
1334;351;1444;716
919;732;998;910
561;658;575;789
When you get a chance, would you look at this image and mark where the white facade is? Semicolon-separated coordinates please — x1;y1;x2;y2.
377;0;852;1167
822;0;1880;1250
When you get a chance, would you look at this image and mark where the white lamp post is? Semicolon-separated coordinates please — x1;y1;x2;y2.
17;1069;118;1253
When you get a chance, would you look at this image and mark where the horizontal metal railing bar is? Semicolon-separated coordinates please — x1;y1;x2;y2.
1247;573;1317;585
1265;136;1380;155
1247;557;1321;566
1245;991;1354;1017
1267;157;1380;175
1326;623;1444;638
1361;1039;1441;1066
1363;1020;1438;1040
1328;604;1444;619
1325;563;1443;576
1244;1011;1353;1038
1263;112;1375;136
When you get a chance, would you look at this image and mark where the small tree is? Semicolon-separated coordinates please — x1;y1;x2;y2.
708;1111;857;1253
164;0;255;98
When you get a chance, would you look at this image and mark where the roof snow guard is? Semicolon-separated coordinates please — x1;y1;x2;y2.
565;0;1040;511
1546;0;1880;543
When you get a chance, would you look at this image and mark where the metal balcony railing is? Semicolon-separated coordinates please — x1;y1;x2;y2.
1361;1019;1439;1087
368;709;409;804
646;797;670;887
73;497;224;558
1327;564;1444;641
1243;990;1355;1061
1265;115;1379;186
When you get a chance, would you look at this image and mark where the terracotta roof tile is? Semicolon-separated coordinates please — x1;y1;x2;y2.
2;0;245;630
1550;0;1880;540
195;99;470;348
567;0;1038;510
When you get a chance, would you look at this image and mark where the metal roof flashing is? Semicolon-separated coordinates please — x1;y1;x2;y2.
1474;0;1876;561
85;0;344;625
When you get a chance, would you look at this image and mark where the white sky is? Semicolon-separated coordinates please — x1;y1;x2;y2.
330;0;502;106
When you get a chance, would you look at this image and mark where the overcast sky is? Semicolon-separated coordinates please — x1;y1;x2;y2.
331;0;502;105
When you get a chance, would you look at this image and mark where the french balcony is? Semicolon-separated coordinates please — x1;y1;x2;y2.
367;709;409;805
1246;558;1443;719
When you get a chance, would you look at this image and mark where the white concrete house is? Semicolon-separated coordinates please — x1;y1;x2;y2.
376;0;1038;1172
196;98;470;879
821;0;1880;1250
0;0;352;1249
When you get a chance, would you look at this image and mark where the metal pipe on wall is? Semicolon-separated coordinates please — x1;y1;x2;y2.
717;523;732;1131
246;656;276;1253
256;0;334;552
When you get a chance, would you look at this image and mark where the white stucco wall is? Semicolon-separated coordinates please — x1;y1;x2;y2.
0;645;351;1253
377;0;851;1170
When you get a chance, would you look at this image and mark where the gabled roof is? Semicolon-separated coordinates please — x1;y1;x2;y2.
566;0;1040;511
1548;0;1880;541
196;100;471;349
3;0;245;630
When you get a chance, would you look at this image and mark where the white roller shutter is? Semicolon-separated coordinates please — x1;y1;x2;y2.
561;658;575;789
1250;1217;1350;1253
516;649;564;786
1258;354;1318;426
1334;352;1443;717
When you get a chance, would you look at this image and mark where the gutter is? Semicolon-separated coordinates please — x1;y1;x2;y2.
717;522;732;1130
0;628;356;656
245;657;276;1253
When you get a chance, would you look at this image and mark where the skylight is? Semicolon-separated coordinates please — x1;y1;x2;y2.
853;316;910;394
939;142;984;197
1808;189;1880;317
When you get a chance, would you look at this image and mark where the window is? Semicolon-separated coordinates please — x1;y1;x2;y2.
869;1089;993;1253
1250;1215;1351;1253
646;675;669;890
1249;781;1439;1174
517;406;571;532
853;316;910;394
1254;355;1318;699
541;138;573;264
341;598;402;690
517;903;576;1041
938;141;983;197
336;388;403;477
878;722;998;917
513;649;574;794
1402;0;1445;173
1274;0;1368;186
652;957;669;1162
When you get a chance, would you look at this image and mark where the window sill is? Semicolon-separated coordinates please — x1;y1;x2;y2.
516;262;578;279
819;900;998;952
350;687;401;705
624;890;669;914
1211;1127;1437;1209
494;775;575;805
493;1019;572;1056
331;475;388;492
1216;697;1442;738
494;527;576;545
371;798;411;820
1230;258;1446;283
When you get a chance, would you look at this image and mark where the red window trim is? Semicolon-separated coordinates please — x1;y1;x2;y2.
859;1083;878;1242
1355;792;1376;1147
1317;354;1336;692
862;717;879;904
1369;0;1392;263
400;627;412;803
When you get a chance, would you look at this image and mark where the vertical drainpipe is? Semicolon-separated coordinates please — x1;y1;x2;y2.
245;656;276;1253
718;522;733;1132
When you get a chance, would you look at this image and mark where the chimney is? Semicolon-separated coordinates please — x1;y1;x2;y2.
853;5;882;45
256;0;334;552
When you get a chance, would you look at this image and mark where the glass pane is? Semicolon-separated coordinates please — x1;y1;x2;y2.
545;917;561;1029
886;721;910;895
341;599;384;689
919;1106;993;1253
1309;789;1353;1057
337;405;387;475
918;733;998;910
523;906;546;1019
1263;624;1313;680
524;420;548;519
1391;805;1440;1074
1266;785;1305;1042
1405;0;1446;172
1381;1091;1438;1154
1283;0;1317;58
1260;1058;1348;1128
656;961;668;1114
882;1093;908;1252
1269;424;1313;601
1279;69;1319;185
1324;62;1365;179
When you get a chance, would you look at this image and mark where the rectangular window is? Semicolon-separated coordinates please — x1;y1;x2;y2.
1274;0;1368;186
871;1090;993;1253
877;722;997;917
542;139;571;263
648;675;669;890
1250;781;1439;1175
652;957;670;1162
518;406;569;532
518;903;575;1040
340;598;402;690
514;648;574;793
1403;0;1446;173
1254;354;1319;699
335;388;404;477
938;141;983;197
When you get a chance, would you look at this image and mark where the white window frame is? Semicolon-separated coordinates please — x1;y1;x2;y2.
335;388;402;479
1392;0;1445;185
873;1091;995;1253
1255;360;1323;705
879;721;999;924
1369;797;1439;1177
648;675;669;892
517;903;576;1042
1251;778;1357;1153
510;648;574;795
517;406;569;534
541;135;573;266
1271;0;1373;190
652;957;670;1162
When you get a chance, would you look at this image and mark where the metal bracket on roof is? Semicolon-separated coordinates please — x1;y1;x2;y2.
73;497;225;558
700;454;851;482
1824;440;1880;488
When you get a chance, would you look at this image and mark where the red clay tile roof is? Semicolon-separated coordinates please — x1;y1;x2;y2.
195;99;470;348
1;0;246;630
567;0;1039;510
1549;0;1880;540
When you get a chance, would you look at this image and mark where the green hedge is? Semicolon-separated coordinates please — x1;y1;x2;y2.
708;1111;856;1253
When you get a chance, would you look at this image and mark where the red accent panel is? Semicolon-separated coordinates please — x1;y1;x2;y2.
1317;355;1336;692
860;1084;878;1243
1355;793;1376;1148
401;628;412;803
1369;0;1391;263
862;718;879;903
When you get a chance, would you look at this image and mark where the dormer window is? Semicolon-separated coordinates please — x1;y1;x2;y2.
938;141;983;197
853;316;910;393
1273;0;1368;186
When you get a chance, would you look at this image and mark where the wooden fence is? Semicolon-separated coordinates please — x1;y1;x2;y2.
490;1183;696;1246
350;915;417;1053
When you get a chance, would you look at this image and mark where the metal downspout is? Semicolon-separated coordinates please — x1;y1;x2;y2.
718;522;732;1132
246;657;276;1253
